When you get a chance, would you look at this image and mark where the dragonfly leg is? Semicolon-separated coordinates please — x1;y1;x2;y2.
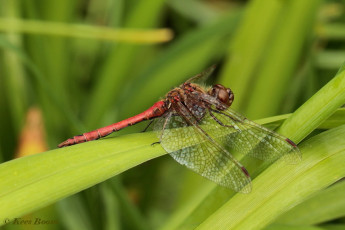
142;119;155;132
150;112;172;147
208;109;234;128
151;141;161;146
159;112;172;140
209;108;243;123
142;114;179;133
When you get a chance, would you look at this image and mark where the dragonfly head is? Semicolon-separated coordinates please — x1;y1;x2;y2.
209;84;234;110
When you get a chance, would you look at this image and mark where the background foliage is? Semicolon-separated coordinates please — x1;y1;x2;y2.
1;0;345;229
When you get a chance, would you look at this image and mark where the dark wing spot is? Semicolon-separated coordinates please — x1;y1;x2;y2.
286;138;297;148
241;166;250;178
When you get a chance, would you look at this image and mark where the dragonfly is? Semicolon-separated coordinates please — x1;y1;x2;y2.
58;66;301;193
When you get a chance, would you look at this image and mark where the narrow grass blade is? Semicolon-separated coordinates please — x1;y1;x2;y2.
109;180;150;230
100;183;121;230
85;0;166;128
0;1;27;134
278;62;345;142
218;0;285;110
0;35;84;134
0;18;173;43
118;11;242;119
22;0;78;143
318;23;345;40
316;51;345;69
57;195;94;230
168;0;219;24
317;108;345;129
256;108;345;130
244;0;321;118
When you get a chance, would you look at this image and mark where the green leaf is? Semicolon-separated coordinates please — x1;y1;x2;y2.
195;124;345;230
0;132;165;225
158;111;345;230
256;108;345;130
1;110;344;227
274;180;345;226
159;63;345;229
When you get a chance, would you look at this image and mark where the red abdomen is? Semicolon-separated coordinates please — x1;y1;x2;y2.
58;101;166;147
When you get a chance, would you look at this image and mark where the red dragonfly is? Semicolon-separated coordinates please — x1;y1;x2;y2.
59;66;301;193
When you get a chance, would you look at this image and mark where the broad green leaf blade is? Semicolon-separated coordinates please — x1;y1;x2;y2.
275;180;345;226
0;132;165;225
196;124;345;230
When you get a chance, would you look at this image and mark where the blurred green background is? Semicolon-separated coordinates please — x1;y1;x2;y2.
1;0;345;229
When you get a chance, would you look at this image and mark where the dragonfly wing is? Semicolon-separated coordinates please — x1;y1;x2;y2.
153;104;252;193
185;65;216;84
208;107;301;163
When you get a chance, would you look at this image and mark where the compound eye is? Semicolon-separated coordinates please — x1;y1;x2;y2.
227;88;234;106
217;88;230;105
210;84;234;107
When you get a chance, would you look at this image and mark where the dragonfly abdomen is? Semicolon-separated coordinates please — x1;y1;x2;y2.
58;101;166;147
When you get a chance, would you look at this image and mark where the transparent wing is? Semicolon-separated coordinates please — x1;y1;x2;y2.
186;91;301;163
185;65;216;84
208;107;301;163
154;104;252;193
